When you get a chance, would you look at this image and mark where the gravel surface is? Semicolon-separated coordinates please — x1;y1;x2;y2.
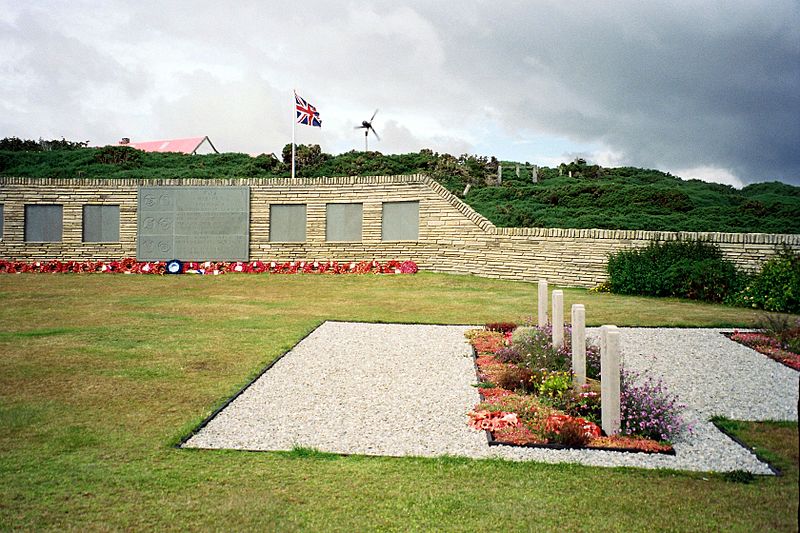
184;322;798;474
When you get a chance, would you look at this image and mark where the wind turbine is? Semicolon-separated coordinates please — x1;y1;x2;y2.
355;109;380;151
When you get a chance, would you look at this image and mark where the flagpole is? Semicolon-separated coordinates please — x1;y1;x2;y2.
291;90;296;180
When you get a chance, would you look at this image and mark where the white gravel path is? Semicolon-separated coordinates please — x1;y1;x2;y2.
183;322;799;474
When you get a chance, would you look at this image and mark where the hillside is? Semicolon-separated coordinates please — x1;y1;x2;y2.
1;140;798;234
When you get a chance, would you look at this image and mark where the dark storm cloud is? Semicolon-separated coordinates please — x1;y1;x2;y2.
411;1;800;183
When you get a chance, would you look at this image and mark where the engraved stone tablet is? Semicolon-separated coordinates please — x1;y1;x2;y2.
25;204;63;242
269;204;306;242
137;186;249;261
83;205;120;242
381;201;419;241
326;203;362;242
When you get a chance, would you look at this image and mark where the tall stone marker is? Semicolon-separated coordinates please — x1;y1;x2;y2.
537;279;548;327
600;325;621;435
571;304;586;386
137;186;250;261
552;289;564;349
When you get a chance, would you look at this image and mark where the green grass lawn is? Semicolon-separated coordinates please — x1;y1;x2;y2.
0;273;797;531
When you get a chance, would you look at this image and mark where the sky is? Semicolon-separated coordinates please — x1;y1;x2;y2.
1;1;798;187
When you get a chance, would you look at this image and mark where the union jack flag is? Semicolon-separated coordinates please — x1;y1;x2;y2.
295;92;321;127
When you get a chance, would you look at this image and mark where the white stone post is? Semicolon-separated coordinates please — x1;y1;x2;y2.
571;304;586;387
600;325;621;435
537;279;548;328
515;164;520;177
552;290;564;349
497;165;502;184
531;165;539;183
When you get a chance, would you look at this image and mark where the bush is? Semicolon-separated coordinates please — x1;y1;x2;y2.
564;383;601;424
620;368;691;442
607;239;742;302
512;325;571;372
758;313;800;350
552;419;592;447
93;145;143;167
485;322;516;333
730;249;800;313
494;346;524;364
512;324;601;377
494;365;535;393
534;370;573;400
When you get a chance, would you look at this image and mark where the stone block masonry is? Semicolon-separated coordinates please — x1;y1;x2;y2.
1;175;799;288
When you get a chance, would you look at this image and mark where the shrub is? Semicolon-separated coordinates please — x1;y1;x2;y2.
607;239;743;302
758;313;800;350
730;249;800;314
494;365;535;393
512;325;570;372
535;370;573;400
564;383;601;423
552;419;592;447
511;324;601;376
93;145;143;167
494;346;524;364
485;322;516;333
620;368;691;442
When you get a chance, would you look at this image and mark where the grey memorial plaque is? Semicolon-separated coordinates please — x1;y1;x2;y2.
269;204;307;242
137;186;249;261
83;205;120;242
381;201;419;241
326;203;362;241
25;204;63;242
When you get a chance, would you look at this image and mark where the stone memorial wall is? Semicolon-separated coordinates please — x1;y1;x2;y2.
1;174;798;287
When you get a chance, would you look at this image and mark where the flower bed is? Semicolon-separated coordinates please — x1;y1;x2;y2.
466;325;689;454
726;330;800;371
0;259;419;276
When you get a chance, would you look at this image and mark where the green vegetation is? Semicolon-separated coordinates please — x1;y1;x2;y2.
2;139;798;233
0;273;797;530
607;239;743;303
731;249;800;314
606;240;800;313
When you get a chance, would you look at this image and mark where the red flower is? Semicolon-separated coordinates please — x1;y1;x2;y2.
545;414;601;438
468;410;520;432
0;258;420;277
120;258;137;272
400;260;418;274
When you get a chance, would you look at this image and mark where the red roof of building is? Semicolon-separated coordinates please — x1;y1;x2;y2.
119;136;217;154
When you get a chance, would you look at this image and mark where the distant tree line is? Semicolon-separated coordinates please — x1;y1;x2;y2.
0;137;89;151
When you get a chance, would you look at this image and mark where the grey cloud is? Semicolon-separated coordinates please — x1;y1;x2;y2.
0;1;797;185
0;8;150;142
413;1;800;183
375;120;473;155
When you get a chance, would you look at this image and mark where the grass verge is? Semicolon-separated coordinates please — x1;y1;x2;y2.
0;273;797;531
